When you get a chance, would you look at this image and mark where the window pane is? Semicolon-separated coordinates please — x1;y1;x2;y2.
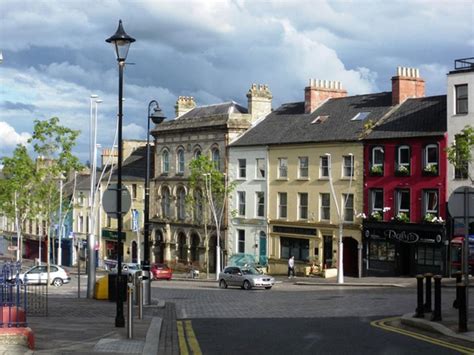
426;191;438;213
343;156;354;177
373;148;384;165
238;159;246;178
320;156;329;177
279;158;288;178
426;146;438;164
399;147;410;164
398;190;410;211
373;190;383;210
456;84;468;114
256;158;265;178
299;157;308;178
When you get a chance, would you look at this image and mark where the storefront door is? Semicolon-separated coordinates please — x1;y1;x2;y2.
343;237;358;277
397;243;413;276
323;235;333;269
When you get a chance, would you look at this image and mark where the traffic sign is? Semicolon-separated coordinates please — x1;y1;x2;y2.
448;186;474;218
102;183;132;218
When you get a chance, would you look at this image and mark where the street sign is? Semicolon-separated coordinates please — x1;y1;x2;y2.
102;183;132;218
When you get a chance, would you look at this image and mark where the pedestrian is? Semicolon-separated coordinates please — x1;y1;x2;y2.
288;256;295;278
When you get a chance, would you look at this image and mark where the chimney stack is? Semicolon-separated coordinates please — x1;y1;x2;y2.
304;79;347;113
391;66;425;105
247;84;272;121
175;96;196;117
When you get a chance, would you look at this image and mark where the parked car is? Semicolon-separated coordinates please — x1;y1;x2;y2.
109;262;142;276
17;265;71;287
151;263;172;280
218;266;274;290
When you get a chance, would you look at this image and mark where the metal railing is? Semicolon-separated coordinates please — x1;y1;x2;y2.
454;57;474;70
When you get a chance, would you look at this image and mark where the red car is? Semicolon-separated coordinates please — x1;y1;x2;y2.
151;263;172;280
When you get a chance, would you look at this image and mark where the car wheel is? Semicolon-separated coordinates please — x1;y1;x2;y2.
219;279;227;289
265;286;272;290
243;280;252;290
52;278;63;287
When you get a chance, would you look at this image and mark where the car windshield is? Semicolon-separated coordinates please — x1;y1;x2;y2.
241;267;261;275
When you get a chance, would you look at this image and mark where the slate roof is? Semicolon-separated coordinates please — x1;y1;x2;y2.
178;101;248;119
364;95;447;140
231;92;394;146
109;145;151;181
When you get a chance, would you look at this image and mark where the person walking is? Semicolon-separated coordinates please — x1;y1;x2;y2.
288;256;295;278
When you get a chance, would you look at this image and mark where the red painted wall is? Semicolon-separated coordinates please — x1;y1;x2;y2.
363;134;447;222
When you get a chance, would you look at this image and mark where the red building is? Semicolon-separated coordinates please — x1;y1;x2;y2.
362;69;447;276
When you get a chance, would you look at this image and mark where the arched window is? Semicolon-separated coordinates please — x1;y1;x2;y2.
177;148;185;174
176;187;186;221
194;149;201;159
194;189;203;223
191;233;200;262
423;144;438;175
178;233;187;262
370;146;384;175
212;148;220;170
162;150;170;174
161;187;170;218
396;145;411;176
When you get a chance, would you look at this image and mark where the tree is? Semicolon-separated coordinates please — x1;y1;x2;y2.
446;125;474;184
28;117;82;266
0;144;39;260
187;155;234;279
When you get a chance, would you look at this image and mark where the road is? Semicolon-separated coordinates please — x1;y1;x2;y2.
151;279;468;354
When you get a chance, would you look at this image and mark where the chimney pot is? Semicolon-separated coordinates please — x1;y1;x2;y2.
304;78;347;113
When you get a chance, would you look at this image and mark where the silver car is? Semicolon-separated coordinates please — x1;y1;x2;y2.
18;265;71;287
218;266;275;290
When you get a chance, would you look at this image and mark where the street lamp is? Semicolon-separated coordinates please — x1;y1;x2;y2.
106;19;135;328
57;173;66;266
144;100;165;305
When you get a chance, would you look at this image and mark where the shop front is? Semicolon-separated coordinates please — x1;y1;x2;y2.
363;221;447;277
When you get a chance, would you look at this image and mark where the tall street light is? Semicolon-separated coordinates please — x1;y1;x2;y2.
57;173;66;266
106;19;135;328
144;100;165;305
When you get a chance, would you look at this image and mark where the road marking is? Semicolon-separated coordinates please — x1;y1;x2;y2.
177;321;189;355
371;317;474;354
177;320;202;355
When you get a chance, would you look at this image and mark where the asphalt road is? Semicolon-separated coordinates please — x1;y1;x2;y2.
152;280;468;354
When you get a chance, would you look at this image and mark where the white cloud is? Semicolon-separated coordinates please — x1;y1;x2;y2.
0;122;31;157
123;123;145;140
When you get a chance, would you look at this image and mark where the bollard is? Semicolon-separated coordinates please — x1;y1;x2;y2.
452;271;462;309
431;275;442;321
127;283;134;339
457;283;467;332
415;274;424;318
138;278;143;320
424;273;433;313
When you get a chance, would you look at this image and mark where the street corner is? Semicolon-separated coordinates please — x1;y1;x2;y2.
371;316;474;354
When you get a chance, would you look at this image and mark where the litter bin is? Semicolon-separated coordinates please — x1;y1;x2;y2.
108;273;128;302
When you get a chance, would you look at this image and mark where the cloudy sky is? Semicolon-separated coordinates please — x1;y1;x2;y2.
0;0;473;163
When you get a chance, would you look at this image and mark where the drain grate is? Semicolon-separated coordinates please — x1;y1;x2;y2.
94;338;144;353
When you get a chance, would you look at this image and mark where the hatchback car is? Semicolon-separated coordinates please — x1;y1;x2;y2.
18;265;71;287
218;266;274;290
151;263;172;280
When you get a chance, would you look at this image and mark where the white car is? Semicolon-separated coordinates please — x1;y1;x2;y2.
18;265;71;287
218;266;275;290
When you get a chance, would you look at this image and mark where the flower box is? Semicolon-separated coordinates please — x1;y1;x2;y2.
395;165;410;176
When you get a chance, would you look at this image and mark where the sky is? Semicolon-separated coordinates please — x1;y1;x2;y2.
0;0;473;164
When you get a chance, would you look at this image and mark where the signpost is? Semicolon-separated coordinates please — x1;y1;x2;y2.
448;186;474;326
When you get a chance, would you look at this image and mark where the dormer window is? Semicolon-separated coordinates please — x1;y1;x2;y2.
370;146;384;176
351;112;371;121
311;115;329;124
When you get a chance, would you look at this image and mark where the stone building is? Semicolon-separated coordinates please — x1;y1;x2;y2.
149;84;272;273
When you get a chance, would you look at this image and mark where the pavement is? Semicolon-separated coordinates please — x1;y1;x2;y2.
2;261;474;354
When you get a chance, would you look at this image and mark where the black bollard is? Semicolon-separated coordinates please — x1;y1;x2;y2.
431;275;442;321
457;283;467;332
452;271;462;309
415;274;424;318
424;273;433;313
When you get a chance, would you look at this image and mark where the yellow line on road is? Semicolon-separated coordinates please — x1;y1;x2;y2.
185;320;203;355
371;317;474;354
177;320;189;355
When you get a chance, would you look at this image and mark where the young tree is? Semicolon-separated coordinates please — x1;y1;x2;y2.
187;155;234;279
28;117;82;267
0;144;39;260
447;125;474;184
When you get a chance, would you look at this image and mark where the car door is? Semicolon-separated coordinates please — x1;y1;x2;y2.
38;266;49;284
232;267;244;287
24;266;41;284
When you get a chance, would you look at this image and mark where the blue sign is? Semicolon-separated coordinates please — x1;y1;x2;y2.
132;209;139;232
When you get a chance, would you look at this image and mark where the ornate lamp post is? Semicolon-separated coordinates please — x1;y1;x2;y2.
106;19;135;328
144;100;165;305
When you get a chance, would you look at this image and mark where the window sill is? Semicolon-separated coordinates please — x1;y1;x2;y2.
236;178;247;181
340;177;356;181
296;177;309;181
318;177;329;181
277;177;289;181
254;178;265;181
453;113;468;116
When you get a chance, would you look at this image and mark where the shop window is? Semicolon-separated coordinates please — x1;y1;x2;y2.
238;229;245;253
280;237;309;262
320;156;329;178
256;158;265;178
455;84;468;114
369;240;395;261
417;245;442;266
395;145;411;176
343;194;354;222
342;155;354;177
370;146;384;176
278;192;287;219
320;193;330;221
423;144;439;175
278;158;288;178
298;157;309;178
238;159;246;179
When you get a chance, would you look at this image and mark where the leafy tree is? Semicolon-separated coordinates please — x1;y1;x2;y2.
0;144;38;260
446;125;474;184
187;155;234;278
